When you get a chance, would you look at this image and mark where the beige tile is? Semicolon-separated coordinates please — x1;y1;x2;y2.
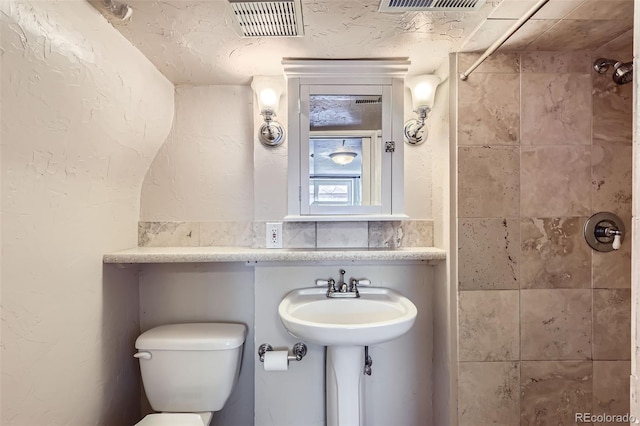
283;222;316;249
593;73;633;145
520;217;591;289
565;0;634;22
458;290;520;361
528;19;631;51
458;73;519;146
459;218;519;290
521;361;592;426
458;147;520;218
593;289;631;360
458;52;520;73
521;289;591;360
368;220;434;248
592;144;632;214
521;73;591;145
593;361;630;418
521;52;591;74
490;1;582;20
199;221;252;247
521;146;591;218
594;30;634;57
138;221;199;247
252;221;266;248
592;216;631;288
316;221;368;248
501;20;556;51
458;362;520;426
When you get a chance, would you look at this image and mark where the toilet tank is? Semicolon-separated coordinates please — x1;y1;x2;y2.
135;323;247;413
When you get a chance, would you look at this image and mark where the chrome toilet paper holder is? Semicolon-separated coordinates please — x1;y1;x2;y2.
258;342;307;362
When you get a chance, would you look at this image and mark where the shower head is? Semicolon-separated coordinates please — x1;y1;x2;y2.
594;58;633;85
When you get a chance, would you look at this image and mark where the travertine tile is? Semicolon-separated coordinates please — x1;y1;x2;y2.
521;361;592;426
458;290;519;361
316;221;368;248
458;73;519;146
592;215;631;289
593;74;633;145
521;52;591;74
458;362;520;426
528;19;630;51
458;147;520;218
521;146;591;218
458;52;520;73
283;222;316;249
593;289;631;360
565;0;634;22
138;222;199;247
368;220;434;248
520;217;591;289
459;218;519;290
521;289;591;360
521;73;591;145
199;221;252;247
252;222;266;248
593;361;630;418
592;144;632;214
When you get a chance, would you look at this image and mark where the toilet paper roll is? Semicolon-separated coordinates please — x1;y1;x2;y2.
263;350;289;371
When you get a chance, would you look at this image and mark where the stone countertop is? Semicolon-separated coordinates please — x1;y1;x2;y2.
103;246;446;264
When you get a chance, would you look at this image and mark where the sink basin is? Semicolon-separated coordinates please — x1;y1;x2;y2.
278;286;417;346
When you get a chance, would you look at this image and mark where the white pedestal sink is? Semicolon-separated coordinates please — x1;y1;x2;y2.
278;286;417;426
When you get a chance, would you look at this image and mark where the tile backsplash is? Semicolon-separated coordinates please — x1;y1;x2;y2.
139;220;434;249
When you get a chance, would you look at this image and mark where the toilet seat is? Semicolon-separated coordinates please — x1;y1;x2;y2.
135;412;213;426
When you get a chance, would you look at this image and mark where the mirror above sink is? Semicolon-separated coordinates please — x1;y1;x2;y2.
283;59;410;221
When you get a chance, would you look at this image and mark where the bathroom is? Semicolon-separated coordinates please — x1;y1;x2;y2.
1;0;638;425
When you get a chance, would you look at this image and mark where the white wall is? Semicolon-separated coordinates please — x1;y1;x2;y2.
0;1;174;424
141;85;254;221
254;263;434;426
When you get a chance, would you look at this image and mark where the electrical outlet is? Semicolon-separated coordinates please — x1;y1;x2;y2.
266;222;283;249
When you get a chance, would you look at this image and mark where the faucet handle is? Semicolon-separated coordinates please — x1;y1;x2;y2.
356;279;371;286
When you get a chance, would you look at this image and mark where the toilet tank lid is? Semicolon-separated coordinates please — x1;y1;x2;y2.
135;323;247;350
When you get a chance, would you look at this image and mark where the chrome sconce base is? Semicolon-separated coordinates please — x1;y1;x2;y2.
258;110;285;147
258;120;285;147
404;107;429;146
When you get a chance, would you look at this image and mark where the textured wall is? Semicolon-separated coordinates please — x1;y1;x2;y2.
141;85;254;221
0;1;174;424
455;52;632;425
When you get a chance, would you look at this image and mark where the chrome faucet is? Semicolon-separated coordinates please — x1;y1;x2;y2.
316;269;369;298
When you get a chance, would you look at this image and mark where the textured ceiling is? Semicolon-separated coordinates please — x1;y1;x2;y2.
99;0;634;85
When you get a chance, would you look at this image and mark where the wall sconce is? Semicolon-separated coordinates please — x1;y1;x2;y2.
404;75;441;146
330;140;358;165
251;76;285;147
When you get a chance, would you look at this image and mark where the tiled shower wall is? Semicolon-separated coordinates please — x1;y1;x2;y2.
456;52;632;425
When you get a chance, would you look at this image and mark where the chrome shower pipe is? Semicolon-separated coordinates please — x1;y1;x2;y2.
459;0;550;81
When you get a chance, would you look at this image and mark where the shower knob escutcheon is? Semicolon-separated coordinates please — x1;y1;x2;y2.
584;212;625;252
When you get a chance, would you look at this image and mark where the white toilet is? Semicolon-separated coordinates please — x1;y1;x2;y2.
133;323;247;426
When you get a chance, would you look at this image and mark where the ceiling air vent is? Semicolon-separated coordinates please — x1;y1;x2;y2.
229;0;304;37
379;0;485;12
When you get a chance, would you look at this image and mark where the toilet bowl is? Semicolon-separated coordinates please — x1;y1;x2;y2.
133;323;247;426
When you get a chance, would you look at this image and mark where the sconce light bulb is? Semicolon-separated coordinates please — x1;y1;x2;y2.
260;89;278;110
412;82;433;105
